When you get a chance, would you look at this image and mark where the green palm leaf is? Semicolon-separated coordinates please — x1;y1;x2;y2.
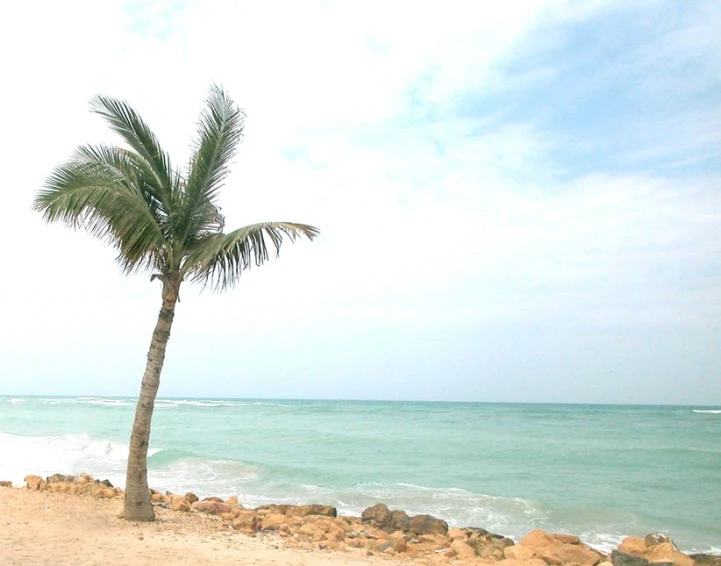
179;85;245;245
35;145;166;274
91;95;174;214
182;222;320;291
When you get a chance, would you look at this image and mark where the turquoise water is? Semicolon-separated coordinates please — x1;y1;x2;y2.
1;396;719;553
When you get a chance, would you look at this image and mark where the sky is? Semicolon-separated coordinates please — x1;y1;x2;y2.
0;0;719;404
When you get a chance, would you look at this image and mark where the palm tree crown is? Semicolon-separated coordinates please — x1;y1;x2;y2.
35;85;319;290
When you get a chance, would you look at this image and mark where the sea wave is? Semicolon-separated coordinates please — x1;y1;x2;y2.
155;399;242;408
692;409;721;414
77;397;131;407
0;431;160;487
35;397;131;407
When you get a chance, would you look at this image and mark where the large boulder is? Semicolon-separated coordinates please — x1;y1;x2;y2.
646;542;694;566
360;504;412;532
619;537;648;555
286;504;337;518
407;514;449;536
388;509;410;532
519;529;603;566
542;543;605;565
361;503;391;527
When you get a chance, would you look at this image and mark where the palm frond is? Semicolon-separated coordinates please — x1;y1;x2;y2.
34;149;167;274
91;95;174;212
182;222;320;291
177;85;245;243
74;145;170;224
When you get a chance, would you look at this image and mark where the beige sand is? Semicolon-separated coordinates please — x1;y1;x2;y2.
0;488;431;566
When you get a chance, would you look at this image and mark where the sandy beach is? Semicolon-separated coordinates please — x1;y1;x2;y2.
3;478;714;566
0;487;408;566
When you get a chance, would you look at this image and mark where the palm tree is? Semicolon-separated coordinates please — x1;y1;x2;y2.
34;85;319;521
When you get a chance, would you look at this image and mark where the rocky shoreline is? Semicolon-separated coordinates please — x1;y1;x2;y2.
7;473;720;566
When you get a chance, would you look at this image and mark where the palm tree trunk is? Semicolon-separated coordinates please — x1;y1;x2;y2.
123;278;179;521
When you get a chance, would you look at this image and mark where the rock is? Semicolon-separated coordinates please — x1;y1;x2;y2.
170;496;190;512
451;540;477;560
255;504;289;516
448;527;466;541
541;543;604;565
232;511;258;534
362;503;391;527
645;534;675;549
46;473;74;484
225;496;241;508
690;555;721;566
646;542;694;566
100;479;113;488
185;492;199;503
519;529;603;566
520;529;578;550
0;481;12;487
203;496;224;503
555;533;582;545
505;544;536;561
387;509;410;532
407;514;449;536
619;537;648;555
258;513;290;531
286;504;337;518
192;500;232;515
298;519;347;543
467;531;515;560
613;550;650;566
74;474;92;484
24;475;44;490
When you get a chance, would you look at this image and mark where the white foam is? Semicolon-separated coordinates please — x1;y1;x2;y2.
0;431;160;487
77;397;130;407
155;399;241;408
693;409;721;414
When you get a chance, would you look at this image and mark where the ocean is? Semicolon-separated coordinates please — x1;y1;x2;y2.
1;396;719;554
